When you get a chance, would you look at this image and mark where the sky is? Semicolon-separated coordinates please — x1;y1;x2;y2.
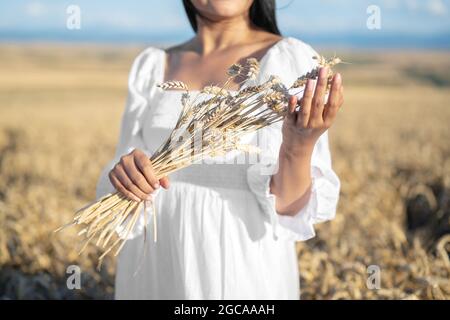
0;0;449;48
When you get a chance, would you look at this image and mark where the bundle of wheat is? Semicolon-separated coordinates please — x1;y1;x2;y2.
56;55;341;268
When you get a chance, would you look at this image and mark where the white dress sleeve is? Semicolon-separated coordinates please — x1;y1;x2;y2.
246;37;341;242
95;47;161;199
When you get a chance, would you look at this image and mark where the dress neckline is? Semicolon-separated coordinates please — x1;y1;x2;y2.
158;37;289;93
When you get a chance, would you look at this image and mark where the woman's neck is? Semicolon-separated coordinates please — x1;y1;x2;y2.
193;13;257;55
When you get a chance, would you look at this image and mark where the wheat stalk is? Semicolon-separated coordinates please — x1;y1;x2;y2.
56;54;341;269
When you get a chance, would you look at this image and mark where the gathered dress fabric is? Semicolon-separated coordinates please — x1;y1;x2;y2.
96;37;340;300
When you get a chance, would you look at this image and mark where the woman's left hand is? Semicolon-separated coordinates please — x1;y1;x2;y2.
281;67;344;155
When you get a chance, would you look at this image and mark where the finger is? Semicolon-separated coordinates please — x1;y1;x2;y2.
285;95;297;124
109;171;141;202
115;163;151;201
159;176;170;189
309;67;329;126
288;95;297;113
134;151;160;190
339;85;344;106
297;79;314;127
324;73;342;126
121;155;154;194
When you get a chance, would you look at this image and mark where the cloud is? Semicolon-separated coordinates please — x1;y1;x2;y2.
90;10;187;32
405;0;419;11
383;0;400;9
427;0;448;15
382;0;448;15
24;1;47;17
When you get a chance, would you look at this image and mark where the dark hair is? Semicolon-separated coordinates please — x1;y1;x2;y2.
182;0;281;35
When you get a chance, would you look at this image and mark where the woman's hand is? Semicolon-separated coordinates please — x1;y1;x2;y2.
108;149;170;202
272;67;343;215
282;67;344;155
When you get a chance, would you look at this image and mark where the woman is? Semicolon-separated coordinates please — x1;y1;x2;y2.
96;0;343;299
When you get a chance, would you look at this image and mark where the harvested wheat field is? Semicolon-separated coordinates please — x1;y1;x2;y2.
0;44;449;299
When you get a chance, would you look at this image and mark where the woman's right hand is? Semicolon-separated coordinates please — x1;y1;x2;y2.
108;149;170;202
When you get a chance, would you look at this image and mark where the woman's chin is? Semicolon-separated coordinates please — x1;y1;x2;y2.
194;0;252;21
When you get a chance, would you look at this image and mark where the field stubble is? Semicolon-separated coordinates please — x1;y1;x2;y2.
0;45;449;299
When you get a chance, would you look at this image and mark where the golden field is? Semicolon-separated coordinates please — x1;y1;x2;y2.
0;44;449;299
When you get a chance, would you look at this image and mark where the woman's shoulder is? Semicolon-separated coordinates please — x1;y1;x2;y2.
277;37;319;73
278;37;319;59
257;36;319;86
130;46;165;72
126;46;166;90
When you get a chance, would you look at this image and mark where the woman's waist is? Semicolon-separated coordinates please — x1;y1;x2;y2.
170;163;250;190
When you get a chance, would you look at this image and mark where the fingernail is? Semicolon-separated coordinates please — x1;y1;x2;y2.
335;73;342;83
153;182;160;189
132;195;141;202
320;67;328;78
146;194;154;201
306;79;314;91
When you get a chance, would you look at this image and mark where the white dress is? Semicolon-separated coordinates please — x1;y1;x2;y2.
96;37;340;300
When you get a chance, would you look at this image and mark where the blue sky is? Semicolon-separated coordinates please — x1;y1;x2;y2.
0;0;449;47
